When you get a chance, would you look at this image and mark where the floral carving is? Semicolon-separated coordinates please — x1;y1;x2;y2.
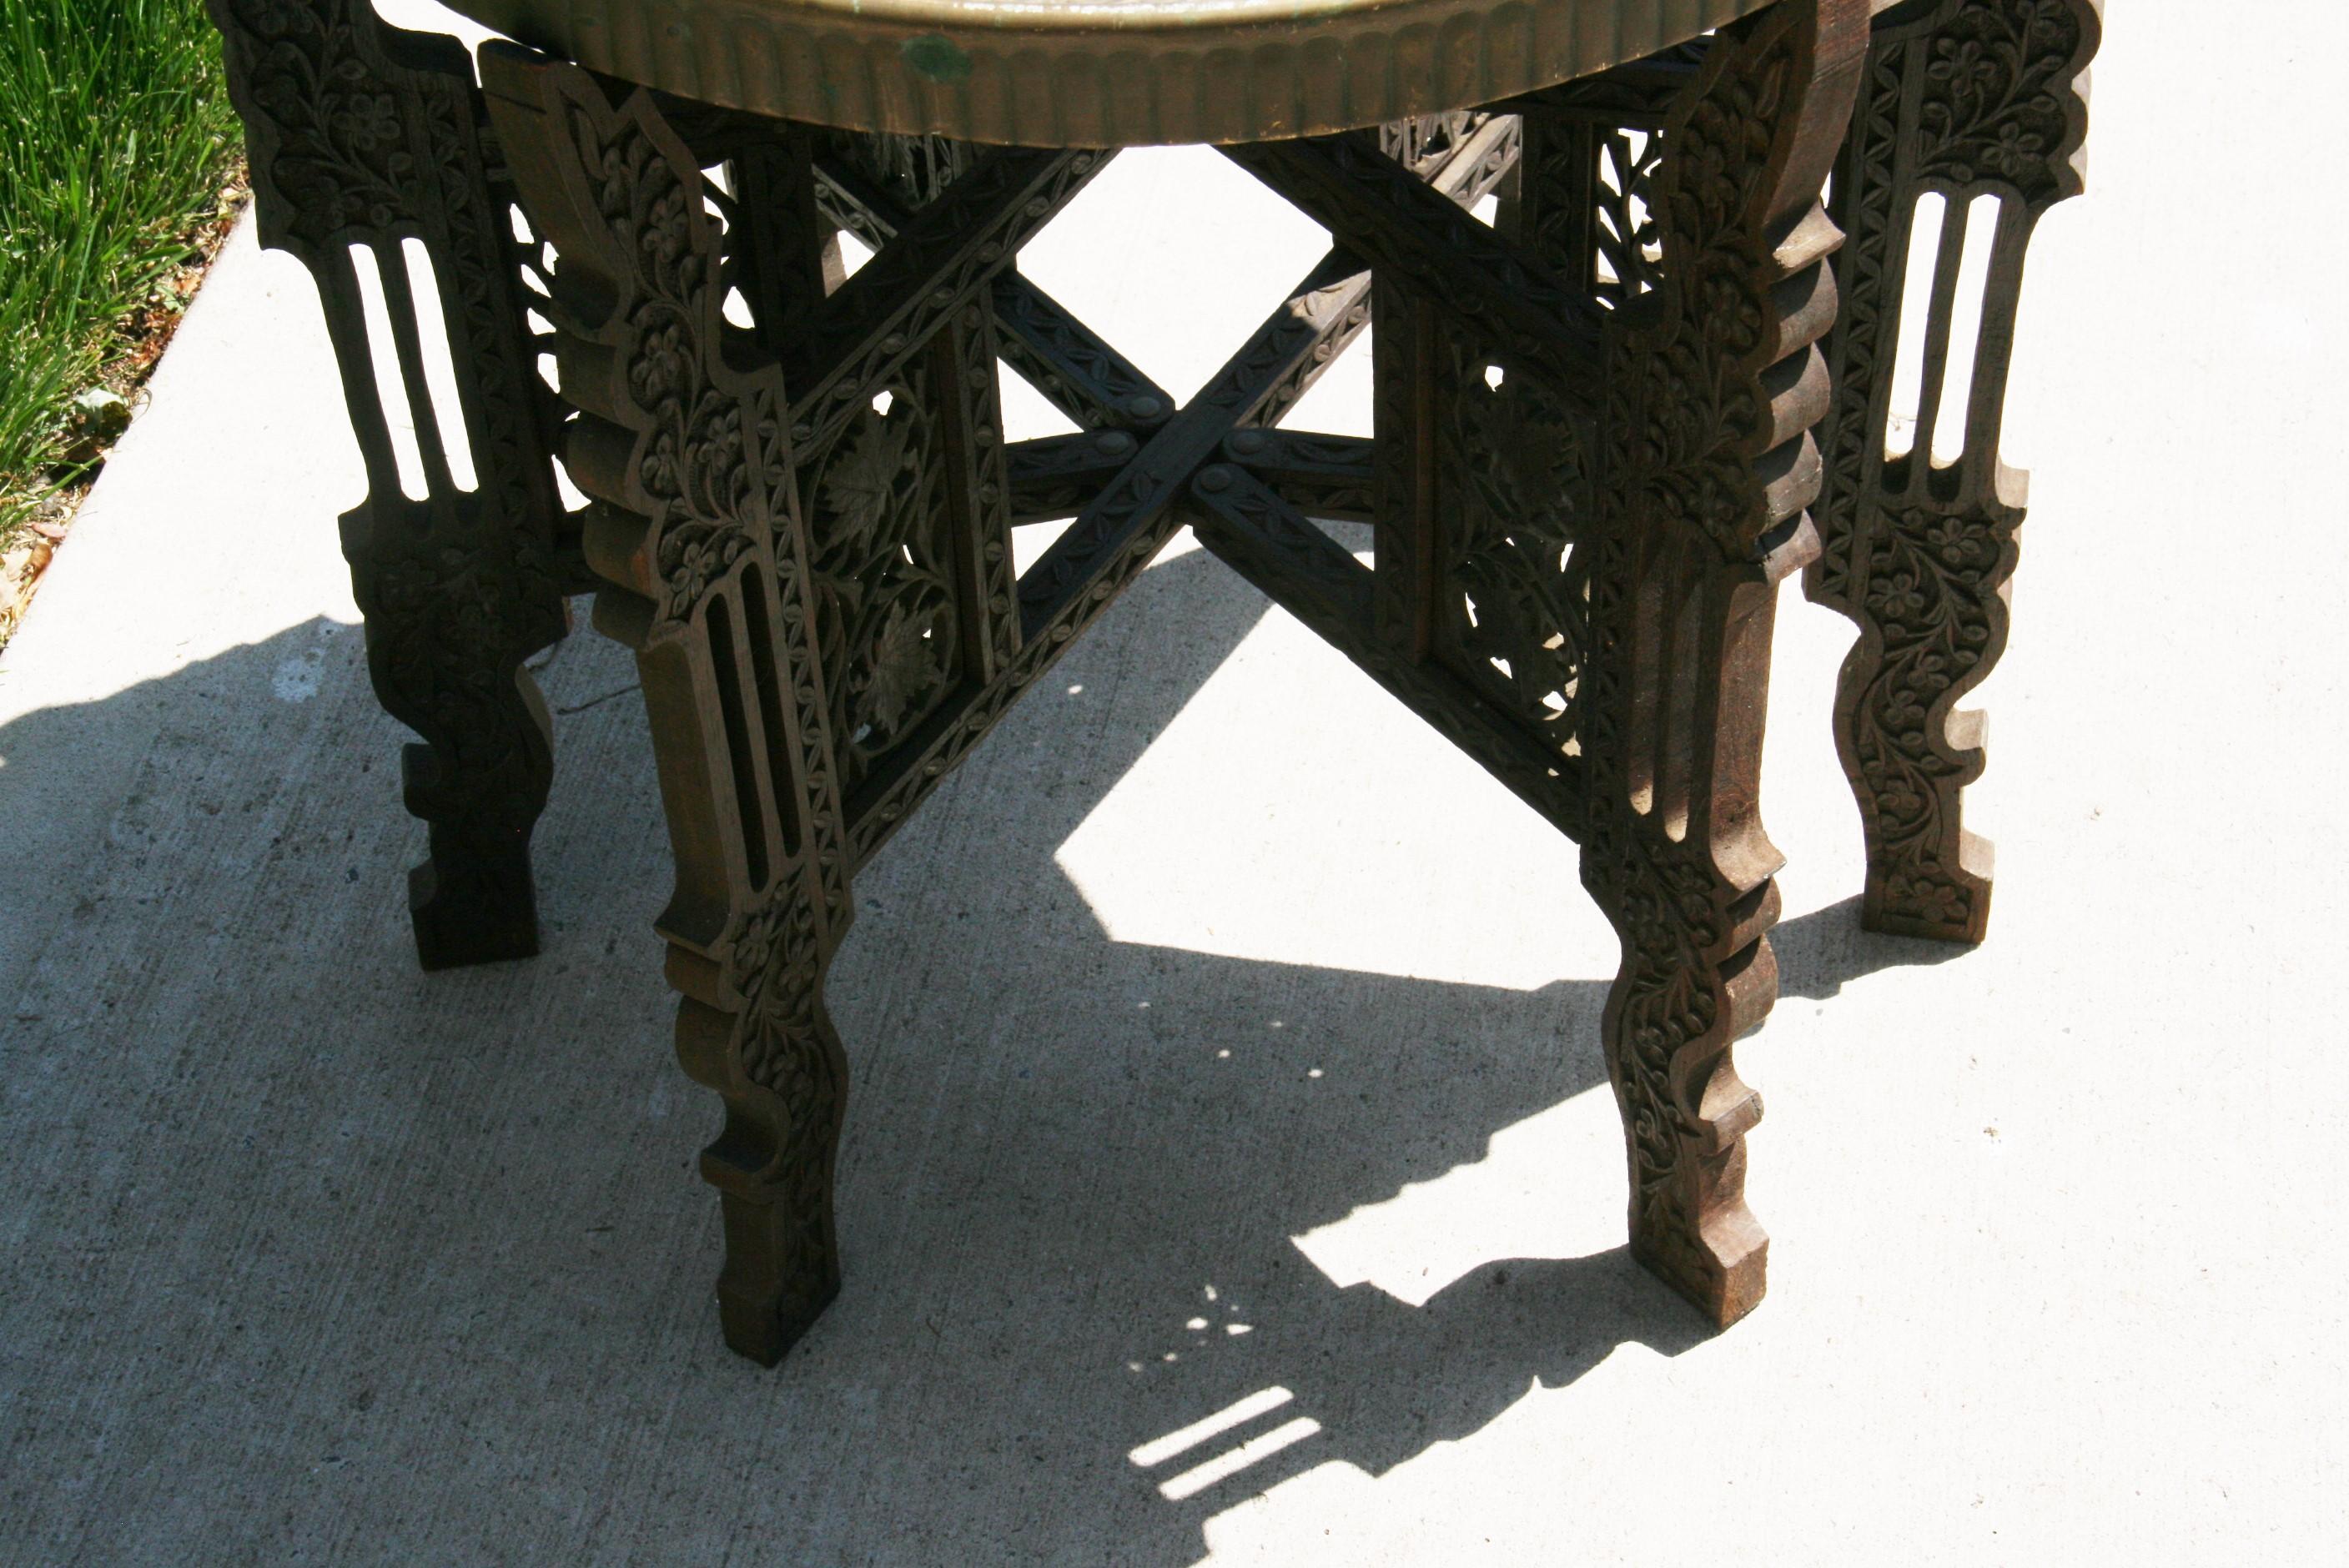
209;0;567;966
1807;0;2099;940
798;369;963;792
220;0;416;238
482;58;871;1361
1577;0;1859;1324
1431;339;1591;754
1914;0;2095;198
1591;131;1666;309
1607;43;1808;565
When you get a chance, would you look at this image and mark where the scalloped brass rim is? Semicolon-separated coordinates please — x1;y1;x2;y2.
451;0;1774;144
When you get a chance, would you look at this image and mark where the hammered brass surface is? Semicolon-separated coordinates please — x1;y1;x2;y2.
451;0;1773;143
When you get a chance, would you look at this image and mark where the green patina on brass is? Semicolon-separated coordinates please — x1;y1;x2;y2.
900;33;972;83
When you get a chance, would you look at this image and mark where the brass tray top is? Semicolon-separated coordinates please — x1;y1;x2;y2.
453;0;1775;145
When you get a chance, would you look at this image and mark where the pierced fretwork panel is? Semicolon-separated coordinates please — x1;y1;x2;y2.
622;112;1044;824
1805;0;2101;942
1428;339;1592;757
1379;113;1491;178
1385;104;1680;762
1592;131;1665;306
1511;114;1669;311
797;366;965;795
830;132;979;211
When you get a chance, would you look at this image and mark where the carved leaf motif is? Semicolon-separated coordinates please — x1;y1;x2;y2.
861;592;951;736
800;378;961;790
818;406;917;550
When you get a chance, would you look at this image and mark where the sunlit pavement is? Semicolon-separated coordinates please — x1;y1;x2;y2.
3;8;2345;1562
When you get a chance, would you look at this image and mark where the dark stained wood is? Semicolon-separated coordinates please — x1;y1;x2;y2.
1224;133;1609;414
815;157;1180;436
782;147;1110;455
207;0;575;969
481;53;860;1364
1569;0;1867;1324
1334;0;1863;1325
204;0;2097;1363
1190;466;1586;837
1804;0;2103;942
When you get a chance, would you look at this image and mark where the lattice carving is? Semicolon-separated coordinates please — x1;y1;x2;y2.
859;120;1521;868
1191;466;1582;837
939;307;1023;681
830;131;977;209
1591;131;1667;306
1380;113;1489;178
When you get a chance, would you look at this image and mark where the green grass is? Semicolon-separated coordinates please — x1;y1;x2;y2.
0;0;241;541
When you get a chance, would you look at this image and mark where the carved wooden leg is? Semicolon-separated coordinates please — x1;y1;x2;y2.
481;52;863;1364
1806;0;2101;942
209;0;570;968
1573;0;1863;1324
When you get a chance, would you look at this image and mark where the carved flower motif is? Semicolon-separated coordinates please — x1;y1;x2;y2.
643;183;692;272
1883;871;1970;928
639;426;682;500
1922;516;1987;572
1875;784;1928;822
687;400;746;518
334;90;401;157
631;319;688;411
1698;270;1763;356
1983;119;2050;183
730;894;828;1096
1868;570;1927;622
1880;701;1928;743
1927;38;2003;99
661;527;734;611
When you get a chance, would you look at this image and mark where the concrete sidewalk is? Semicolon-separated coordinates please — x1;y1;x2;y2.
3;9;2346;1563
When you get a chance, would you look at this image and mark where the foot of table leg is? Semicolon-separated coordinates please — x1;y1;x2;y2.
1581;561;1796;1329
1814;484;2016;946
405;779;547;971
1806;0;2101;943
678;949;849;1365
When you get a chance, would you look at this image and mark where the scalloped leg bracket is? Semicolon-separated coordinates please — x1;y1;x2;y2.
209;0;573;972
1573;0;1864;1326
1806;0;2101;943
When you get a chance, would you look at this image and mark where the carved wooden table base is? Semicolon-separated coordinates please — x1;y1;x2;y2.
208;0;2098;1363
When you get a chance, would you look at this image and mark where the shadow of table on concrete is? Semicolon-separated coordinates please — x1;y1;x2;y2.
0;535;1962;1563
